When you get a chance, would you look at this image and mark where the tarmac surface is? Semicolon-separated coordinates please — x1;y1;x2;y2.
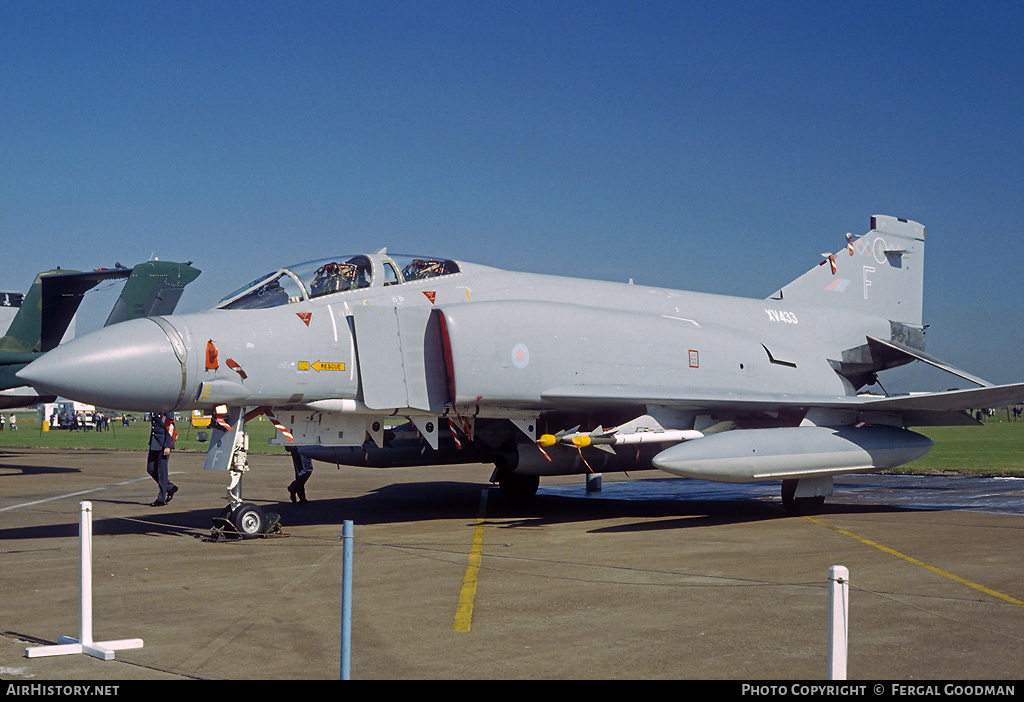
1;447;1023;680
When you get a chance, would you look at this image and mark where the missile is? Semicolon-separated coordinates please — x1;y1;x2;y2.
538;428;704;452
651;425;933;483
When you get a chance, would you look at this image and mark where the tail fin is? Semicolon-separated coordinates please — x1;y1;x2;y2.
0;269;91;355
0;261;202;355
0;261;201;401
769;215;926;328
104;260;201;326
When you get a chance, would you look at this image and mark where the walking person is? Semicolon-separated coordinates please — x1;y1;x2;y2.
147;412;178;506
286;446;313;504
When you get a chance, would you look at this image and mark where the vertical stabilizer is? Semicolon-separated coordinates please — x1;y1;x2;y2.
770;215;925;327
104;260;202;326
1;270;87;354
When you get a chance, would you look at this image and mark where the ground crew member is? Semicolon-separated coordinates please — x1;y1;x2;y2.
286;446;313;503
147;412;178;506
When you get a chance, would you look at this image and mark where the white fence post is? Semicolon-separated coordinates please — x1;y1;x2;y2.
25;501;144;660
828;565;849;680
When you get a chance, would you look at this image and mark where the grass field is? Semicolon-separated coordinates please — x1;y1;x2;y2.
0;411;286;455
0;410;1021;476
899;420;1024;476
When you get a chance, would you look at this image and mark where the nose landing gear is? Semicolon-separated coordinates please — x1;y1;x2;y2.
208;502;283;541
204;408;284;541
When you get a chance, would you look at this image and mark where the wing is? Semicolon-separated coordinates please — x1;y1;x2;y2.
540;381;1024;427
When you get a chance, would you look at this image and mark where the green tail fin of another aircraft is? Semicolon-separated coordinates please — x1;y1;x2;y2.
0;261;201;394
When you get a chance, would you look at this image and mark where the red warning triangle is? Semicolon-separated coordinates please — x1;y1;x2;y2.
296;312;312;326
423;291;436;304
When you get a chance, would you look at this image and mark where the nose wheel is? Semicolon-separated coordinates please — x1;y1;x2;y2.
204;407;285;541
208;502;283;541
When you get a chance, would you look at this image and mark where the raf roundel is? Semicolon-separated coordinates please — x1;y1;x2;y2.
511;343;530;369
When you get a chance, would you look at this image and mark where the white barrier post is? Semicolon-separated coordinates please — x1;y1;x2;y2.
827;565;849;680
25;502;144;660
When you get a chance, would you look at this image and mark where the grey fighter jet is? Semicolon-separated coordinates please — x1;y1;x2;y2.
18;216;1024;534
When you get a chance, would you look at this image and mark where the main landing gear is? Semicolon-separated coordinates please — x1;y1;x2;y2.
781;477;830;515
490;466;540;502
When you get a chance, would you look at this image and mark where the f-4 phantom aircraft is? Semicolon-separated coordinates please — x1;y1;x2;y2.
18;216;1024;534
1;261;201;409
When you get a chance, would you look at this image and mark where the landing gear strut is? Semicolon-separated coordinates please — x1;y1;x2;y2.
781;477;829;515
491;467;540;502
205;410;282;541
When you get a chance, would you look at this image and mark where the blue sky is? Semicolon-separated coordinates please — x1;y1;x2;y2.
2;1;1022;388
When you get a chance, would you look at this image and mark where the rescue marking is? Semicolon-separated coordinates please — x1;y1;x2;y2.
803;516;1024;608
423;291;436;304
298;360;346;372
296;312;312;326
454;489;489;632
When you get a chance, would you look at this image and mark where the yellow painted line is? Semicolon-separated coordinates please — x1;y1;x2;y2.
804;516;1024;608
454;489;489;632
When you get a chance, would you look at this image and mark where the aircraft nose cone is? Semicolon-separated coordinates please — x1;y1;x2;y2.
17;317;187;412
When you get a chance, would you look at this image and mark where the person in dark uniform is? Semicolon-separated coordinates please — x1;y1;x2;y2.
286;446;313;504
147;412;178;506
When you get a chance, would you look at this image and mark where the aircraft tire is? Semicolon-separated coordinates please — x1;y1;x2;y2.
496;471;540;502
781;479;826;515
230;502;266;538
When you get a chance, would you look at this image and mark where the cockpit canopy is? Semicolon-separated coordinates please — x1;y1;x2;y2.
215;254;460;310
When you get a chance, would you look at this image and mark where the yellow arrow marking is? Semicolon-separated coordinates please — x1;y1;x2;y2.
299;361;346;372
